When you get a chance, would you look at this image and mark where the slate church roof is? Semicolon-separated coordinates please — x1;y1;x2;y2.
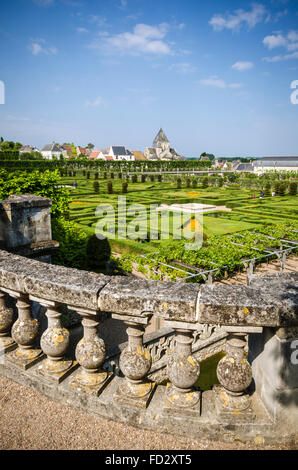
153;128;169;148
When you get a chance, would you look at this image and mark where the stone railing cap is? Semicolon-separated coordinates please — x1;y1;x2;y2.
0;249;297;326
198;274;298;327
99;276;200;322
0;194;52;210
0;250;110;310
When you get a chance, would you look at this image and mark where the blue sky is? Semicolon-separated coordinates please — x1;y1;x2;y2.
0;0;298;157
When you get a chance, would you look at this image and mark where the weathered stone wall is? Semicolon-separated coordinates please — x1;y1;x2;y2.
0;195;52;251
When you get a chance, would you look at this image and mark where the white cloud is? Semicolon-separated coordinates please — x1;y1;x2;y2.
170;62;196;74
76;27;89;33
200;76;243;89
263;33;287;49
32;0;54;6
209;3;267;32
232;61;254;71
6;115;30;121
127;87;151;94
274;9;288;22
30;43;43;55
228;83;243;88
262;30;298;60
288;30;298;42
92;23;172;56
88;15;107;27
85;96;103;107
263;51;298;62
28;39;58;55
287;42;298;51
200;76;226;88
141;96;157;105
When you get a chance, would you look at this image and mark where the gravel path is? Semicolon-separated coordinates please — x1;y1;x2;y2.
0;376;295;450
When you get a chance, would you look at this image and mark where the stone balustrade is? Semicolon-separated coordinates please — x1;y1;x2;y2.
0;247;297;444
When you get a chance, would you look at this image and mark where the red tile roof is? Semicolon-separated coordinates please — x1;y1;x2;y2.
89;151;100;159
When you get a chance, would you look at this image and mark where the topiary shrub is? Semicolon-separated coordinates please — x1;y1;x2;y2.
107;180;113;194
122;181;128;193
86;234;111;269
52;218;88;269
289;181;297;196
202;177;209;189
93;180;100;194
279;183;286;196
274;181;280;195
264;182;271;197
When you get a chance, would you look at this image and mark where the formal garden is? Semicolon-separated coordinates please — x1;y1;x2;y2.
0;160;297;282
59;170;298;281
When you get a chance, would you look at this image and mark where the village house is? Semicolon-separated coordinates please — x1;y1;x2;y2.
41;142;63;160
76;146;90;157
107;146;135;161
61;144;74;158
19;145;40;154
131;150;147;161
88;148;111;160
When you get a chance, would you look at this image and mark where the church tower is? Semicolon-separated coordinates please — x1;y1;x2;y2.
152;128;170;152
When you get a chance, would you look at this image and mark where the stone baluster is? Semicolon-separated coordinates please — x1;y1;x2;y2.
0;290;15;354
113;314;156;407
166;326;200;409
215;331;254;417
72;311;111;394
10;293;43;369
38;301;76;381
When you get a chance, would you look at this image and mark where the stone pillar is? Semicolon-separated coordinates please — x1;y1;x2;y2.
215;331;254;418
38;301;76;382
72;312;112;395
250;326;298;428
0;290;15;354
166;327;200;409
113;313;156;408
9;293;44;369
0;194;58;261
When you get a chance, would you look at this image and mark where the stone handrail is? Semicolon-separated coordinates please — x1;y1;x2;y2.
0;248;297;443
0;249;297;326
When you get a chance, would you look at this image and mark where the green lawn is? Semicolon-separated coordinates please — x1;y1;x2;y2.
62;174;298;255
